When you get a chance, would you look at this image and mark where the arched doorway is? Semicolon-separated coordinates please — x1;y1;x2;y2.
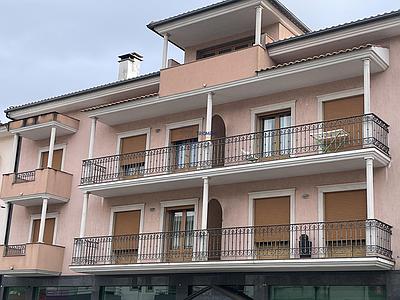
211;115;226;167
207;199;223;260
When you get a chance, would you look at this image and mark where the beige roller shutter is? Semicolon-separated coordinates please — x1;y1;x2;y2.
32;218;56;244
113;210;141;236
324;190;367;241
40;149;63;170
254;196;290;242
170;125;199;142
323;95;364;121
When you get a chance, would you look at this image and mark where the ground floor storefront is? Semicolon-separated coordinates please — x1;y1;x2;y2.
1;271;400;300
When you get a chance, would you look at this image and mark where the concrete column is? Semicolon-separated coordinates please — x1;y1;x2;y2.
10;134;19;172
365;157;375;219
206;92;213;141
363;58;371;114
38;198;48;243
88;117;97;159
47;127;57;168
79;192;89;238
254;6;263;45
201;177;209;230
162;33;169;69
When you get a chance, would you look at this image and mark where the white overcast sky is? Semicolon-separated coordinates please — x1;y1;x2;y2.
0;0;399;122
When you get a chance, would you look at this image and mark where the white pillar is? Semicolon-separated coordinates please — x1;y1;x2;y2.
363;58;371;114
162;33;169;69
254;6;263;46
201;177;209;230
365;157;375;219
47;127;57;168
206;92;213;141
88;117;97;159
38;198;48;243
79;192;89;238
10;134;19;172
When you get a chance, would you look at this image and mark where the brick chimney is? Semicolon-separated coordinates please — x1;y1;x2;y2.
118;52;143;80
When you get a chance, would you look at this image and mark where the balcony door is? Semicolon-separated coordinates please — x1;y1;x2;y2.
40;149;63;170
324;189;367;258
119;134;147;178
31;218;55;245
170;125;199;170
112;210;141;264
165;206;195;262
322;95;364;152
259;111;291;158
254;196;290;259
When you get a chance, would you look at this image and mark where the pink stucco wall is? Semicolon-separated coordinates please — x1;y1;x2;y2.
7;35;400;275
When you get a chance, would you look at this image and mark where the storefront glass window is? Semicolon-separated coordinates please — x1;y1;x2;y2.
102;286;176;300
37;287;92;299
5;287;27;300
270;286;386;300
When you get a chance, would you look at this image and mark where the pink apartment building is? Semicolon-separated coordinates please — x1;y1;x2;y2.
0;0;400;299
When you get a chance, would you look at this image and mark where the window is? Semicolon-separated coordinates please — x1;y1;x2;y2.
322;95;364;152
323;189;367;258
119;134;147;177
259;110;291;157
4;287;27;300
40;149;63;170
102;286;176;300
112;209;142;264
270;286;385;300
37;287;92;299
163;206;195;262
254;197;290;259
196;36;253;60
31;217;56;244
170;125;199;169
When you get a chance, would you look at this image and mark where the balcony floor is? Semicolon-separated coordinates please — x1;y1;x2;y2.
70;257;394;275
81;147;389;198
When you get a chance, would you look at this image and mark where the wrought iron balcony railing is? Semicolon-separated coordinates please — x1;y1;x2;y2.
13;170;36;184
80;114;389;185
3;244;26;257
71;219;392;266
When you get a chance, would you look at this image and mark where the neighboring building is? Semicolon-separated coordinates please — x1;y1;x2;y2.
1;0;400;299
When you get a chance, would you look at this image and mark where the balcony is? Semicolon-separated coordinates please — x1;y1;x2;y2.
80;114;390;197
70;219;393;274
0;243;65;276
8;112;79;140
159;45;269;96
1;168;73;206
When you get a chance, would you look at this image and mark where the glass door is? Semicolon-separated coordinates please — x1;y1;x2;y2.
165;207;195;262
261;111;291;157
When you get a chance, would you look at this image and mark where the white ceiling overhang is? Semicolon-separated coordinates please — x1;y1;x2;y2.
88;46;389;126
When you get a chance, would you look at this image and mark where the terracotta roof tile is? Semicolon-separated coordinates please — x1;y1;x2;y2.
259;44;374;73
81;93;159;112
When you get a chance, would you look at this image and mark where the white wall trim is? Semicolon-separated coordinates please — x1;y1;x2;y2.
250;100;296;132
317;182;367;222
165;118;204;146
28;212;59;244
248;188;296;226
159;198;199;232
37;144;67;171
116;128;151;154
317;87;364;121
108;204;145;235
